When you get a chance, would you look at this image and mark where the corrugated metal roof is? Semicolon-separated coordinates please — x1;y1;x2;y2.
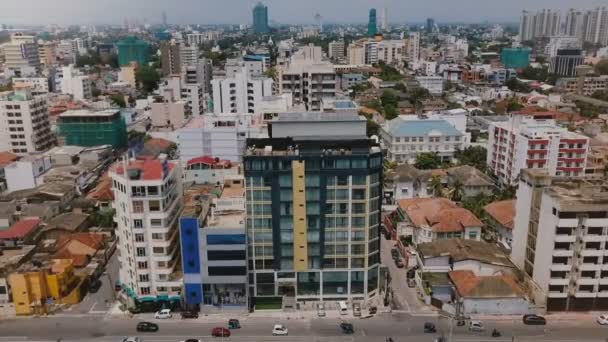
386;118;463;137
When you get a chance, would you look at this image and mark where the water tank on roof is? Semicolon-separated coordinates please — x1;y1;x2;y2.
127;168;141;180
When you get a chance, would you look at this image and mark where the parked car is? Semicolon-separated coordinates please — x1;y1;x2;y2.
352;303;361;317
368;306;377;315
424;322;436;333
316;303;326;317
272;324;288;336
88;279;102;293
180;340;201;342
406;269;416;279
395;258;405;268
391;248;400;259
211;327;230;337
136;322;159;332
114;282;122;291
523;314;546;325
340;322;354;334
228;319;240;329
597;315;608;325
407;278;416;288
180;311;199;319
154;309;172;319
468;320;485;332
128;307;143;314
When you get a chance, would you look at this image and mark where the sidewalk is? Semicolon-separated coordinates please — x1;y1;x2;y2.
469;312;600;321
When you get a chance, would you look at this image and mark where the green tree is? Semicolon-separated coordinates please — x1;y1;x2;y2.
415;152;442;170
110;94;126;108
366;119;380;137
448;179;464;202
384;104;398;120
377;60;404;81
136;65;160;93
591;90;608;102
90;209;115;227
428;175;444;197
494;185;516;200
461;193;494;218
455;146;487;172
505;78;530;92
380;90;398;107
595;59;608;75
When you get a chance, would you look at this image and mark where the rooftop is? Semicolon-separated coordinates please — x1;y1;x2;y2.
274;112;364;122
385;118;463;137
417;239;513;267
449;270;524;298
58;109;120;118
0;245;36;273
446;165;495;187
483;200;516;230
0;219;41;240
45;212;89;232
398;198;483;233
0;151;18;167
111;159;176;181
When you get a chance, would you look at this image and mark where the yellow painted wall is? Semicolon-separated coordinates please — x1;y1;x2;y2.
8;272;48;315
292;160;308;271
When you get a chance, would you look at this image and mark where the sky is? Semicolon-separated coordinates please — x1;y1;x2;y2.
1;0;607;26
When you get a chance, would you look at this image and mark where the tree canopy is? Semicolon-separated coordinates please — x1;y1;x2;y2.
414;152;442;170
135;65;160;93
595;59;608;75
455;146;487;172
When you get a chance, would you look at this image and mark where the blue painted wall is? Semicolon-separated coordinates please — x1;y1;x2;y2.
179;217;202;305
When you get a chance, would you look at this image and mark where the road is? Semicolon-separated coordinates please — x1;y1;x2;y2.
0;312;607;342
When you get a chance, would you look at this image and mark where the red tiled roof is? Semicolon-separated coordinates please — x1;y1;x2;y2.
398;198;483;233
112;159;176;181
0;218;41;240
449;270;524;298
483;200;516;230
144;138;173;151
187;156;232;168
0;151;18;167
86;176;114;201
54;233;105;267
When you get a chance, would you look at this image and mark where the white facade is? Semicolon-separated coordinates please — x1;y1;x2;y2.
4;41;40;75
159;75;205;117
110;159;183;299
407;32;420;63
487;115;589;185
0;87;54;156
180;44;199;68
60;65;92;100
545;36;581;57
12;77;49;93
4;154;52;192
346;39;405;66
421;61;437;76
512;170;608;311
328;40;345;62
416;76;444;95
212;65;273;114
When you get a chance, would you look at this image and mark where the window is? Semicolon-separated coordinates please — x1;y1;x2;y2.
208;250;246;260
0;286;6;295
133;219;143;228
149;200;161;211
152;233;163;240
136;248;146;257
208;266;247;276
207;234;246;245
139;274;149;282
152;247;165;254
137;262;148;269
132;201;144;213
468;231;478;240
140;287;150;295
150;219;162;227
135;234;145;242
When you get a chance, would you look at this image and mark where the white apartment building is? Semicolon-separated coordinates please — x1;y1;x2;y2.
159;75;204;117
60;65;92;100
381;115;466;164
545;36;582;57
0;86;54;156
421;61;437;76
110;158;184;300
176;113;267;163
225;59;266;78
4;40;40;76
38;42;57;66
12;77;49;93
556;75;608;96
212;64;273;114
279;46;336;111
328;40;345;62
415;76;444;95
512;169;608;311
346;39;405;66
407;32;420;64
487;114;589;185
180;44;199;68
186;31;221;46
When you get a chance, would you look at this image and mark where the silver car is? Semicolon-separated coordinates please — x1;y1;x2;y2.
317;303;326;317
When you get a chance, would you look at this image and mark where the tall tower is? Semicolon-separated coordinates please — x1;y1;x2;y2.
315;14;323;32
253;2;270;34
162;11;167;27
368;9;377;37
380;8;388;32
426;18;435;33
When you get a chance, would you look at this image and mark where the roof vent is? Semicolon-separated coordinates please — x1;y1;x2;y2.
127;168;141;180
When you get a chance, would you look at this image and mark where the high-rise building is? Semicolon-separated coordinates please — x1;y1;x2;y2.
564;9;586;40
160;41;181;76
315;14;323;33
38;42;57;66
347;38;405;66
328;40;346;63
60;65;92;101
407;32;420;63
211;62;273;114
545;36;582;57
57;109;128;148
583;7;608;45
110;158;183;301
184;57;213;94
367;9;377;37
426;18;435;34
549;49;584;77
487;113;590;185
243;112;382;301
519;9;561;41
4;39;40;76
117;36;150;67
253;2;269;34
0;86;54;156
379;8;388;32
511;169;608;312
500;47;531;69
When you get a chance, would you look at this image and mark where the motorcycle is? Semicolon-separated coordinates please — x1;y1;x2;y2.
492;329;501;337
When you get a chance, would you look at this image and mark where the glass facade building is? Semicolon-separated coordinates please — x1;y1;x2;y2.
253;3;270;34
367;9;377;37
244;137;382;302
500;47;531;69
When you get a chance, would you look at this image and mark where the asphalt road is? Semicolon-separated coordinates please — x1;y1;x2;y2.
1;312;607;342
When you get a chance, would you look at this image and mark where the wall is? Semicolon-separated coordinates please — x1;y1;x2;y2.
8;272;49;315
463;297;530;315
180;216;202;305
453;260;514;277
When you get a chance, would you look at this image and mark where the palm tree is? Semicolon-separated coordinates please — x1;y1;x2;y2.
428;176;444;198
449;179;464;202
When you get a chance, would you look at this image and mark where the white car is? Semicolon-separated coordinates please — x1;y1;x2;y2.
272;324;288;336
317;303;326;317
597;315;608;325
469;320;485;332
154;308;172;319
122;338;141;342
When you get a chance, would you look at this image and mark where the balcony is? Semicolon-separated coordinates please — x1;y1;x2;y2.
547;291;568;298
581;249;604;257
574;291;597;298
580;263;602;271
576;278;599;286
549;278;570;286
558;219;579;228
586;218;608;227
554;235;576;243
583;235;606;243
553;249;574;257
550;264;572;271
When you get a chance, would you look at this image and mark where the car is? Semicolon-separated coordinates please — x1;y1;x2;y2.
128;307;143;314
407;278;416;288
340;322;354;334
88;279;102;293
228;319;241;329
316;303;326;317
424;322;436;333
122;337;141;342
211;327;230;337
598;315;608;325
391;248;400;259
395;258;405;268
136;322;158;332
468;320;485;332
272;324;288;336
368;306;377;315
154;308;172;319
180;339;201;342
407;269;416;279
352;303;361;317
180;311;199;319
523;314;546;325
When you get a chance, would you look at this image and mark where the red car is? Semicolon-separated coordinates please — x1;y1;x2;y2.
211;327;230;337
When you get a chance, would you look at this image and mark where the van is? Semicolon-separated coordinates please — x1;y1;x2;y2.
338;301;348;315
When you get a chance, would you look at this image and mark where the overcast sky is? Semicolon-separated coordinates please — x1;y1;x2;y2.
1;0;607;26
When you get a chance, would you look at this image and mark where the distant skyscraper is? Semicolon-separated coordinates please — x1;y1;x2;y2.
518;9;561;41
368;9;377;36
315;14;323;32
252;2;269;34
379;8;388;32
426;18;435;33
162;11;167;27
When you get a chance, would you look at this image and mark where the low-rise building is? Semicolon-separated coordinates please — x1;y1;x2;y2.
183;156;239;185
57;109;128;148
556;75;608;96
483;200;516;249
445;165;495;198
415;76;444;95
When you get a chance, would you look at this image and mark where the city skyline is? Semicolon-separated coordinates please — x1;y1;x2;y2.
2;0;608;26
